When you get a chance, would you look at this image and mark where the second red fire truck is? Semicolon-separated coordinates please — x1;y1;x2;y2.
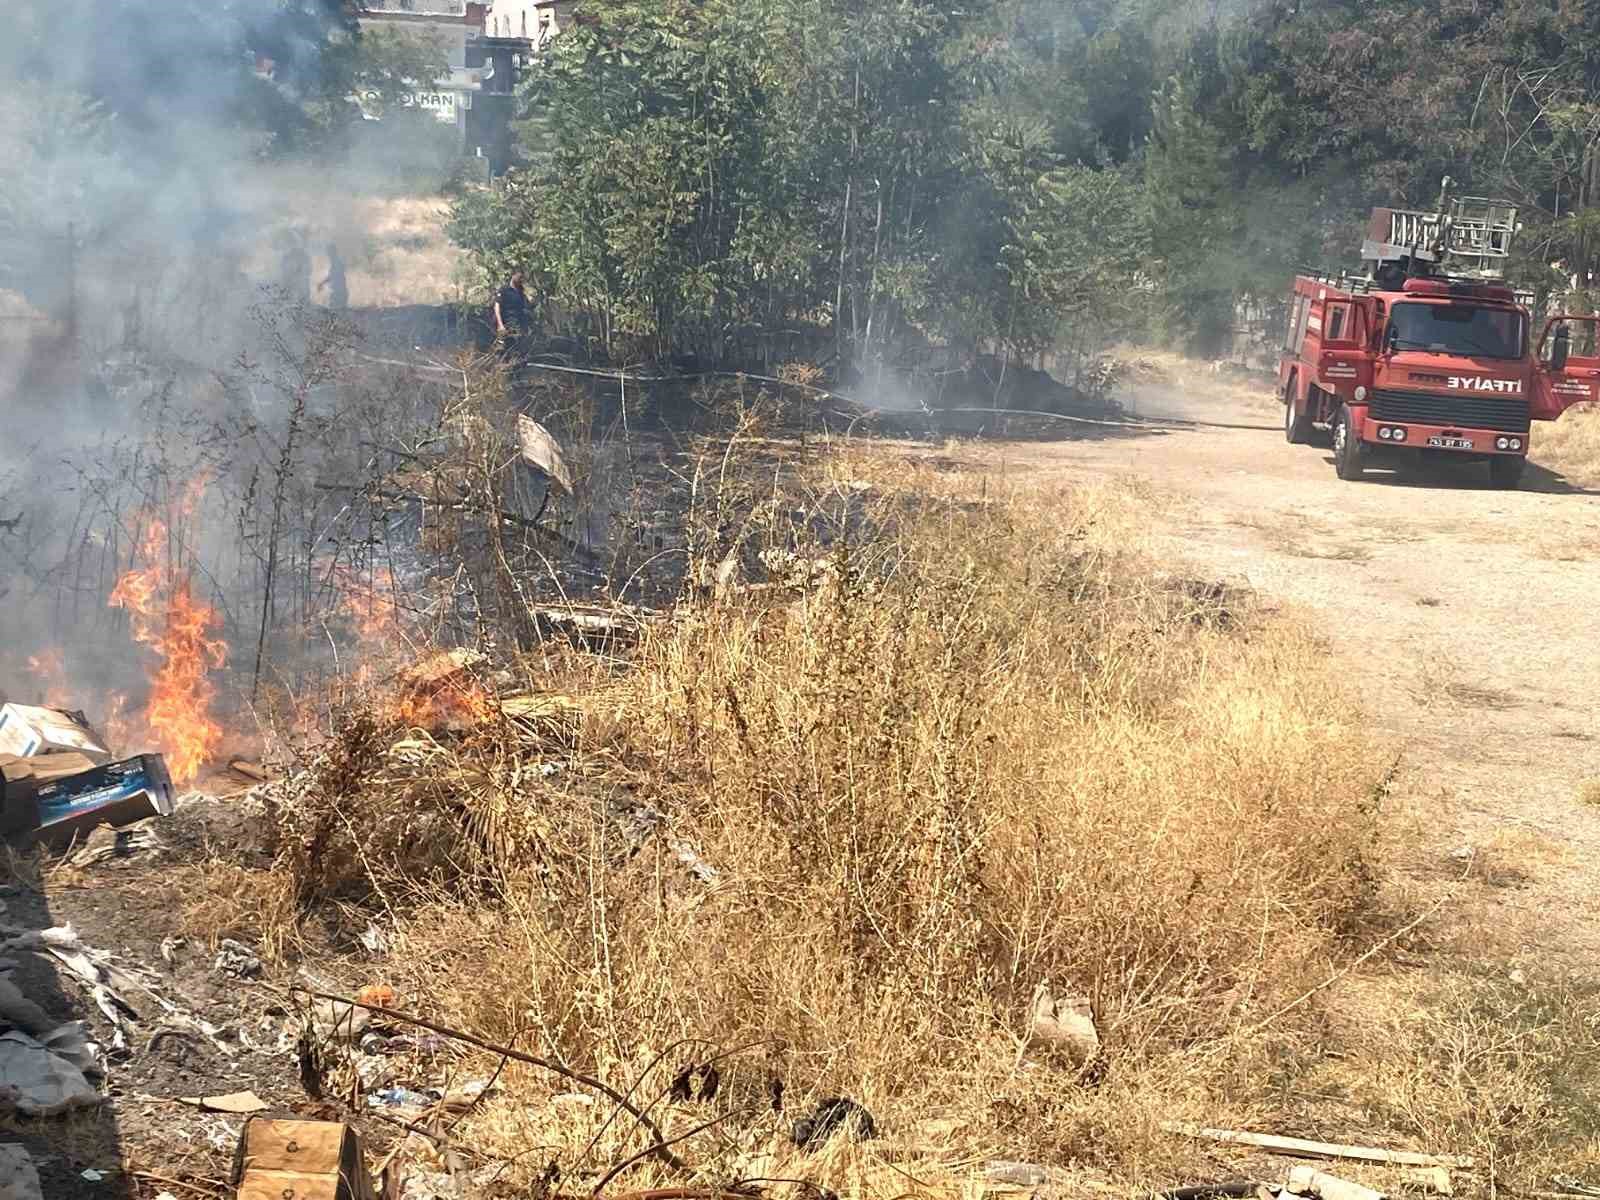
1280;185;1600;487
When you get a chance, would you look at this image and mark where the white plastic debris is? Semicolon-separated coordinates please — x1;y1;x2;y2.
0;1143;42;1200
0;1030;101;1115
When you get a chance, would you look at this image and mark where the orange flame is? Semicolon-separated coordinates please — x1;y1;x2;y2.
24;648;71;709
336;565;400;643
109;515;228;785
393;673;496;730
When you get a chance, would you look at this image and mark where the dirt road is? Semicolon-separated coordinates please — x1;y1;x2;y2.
1037;382;1600;964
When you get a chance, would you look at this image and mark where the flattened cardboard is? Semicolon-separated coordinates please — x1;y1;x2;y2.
0;705;112;762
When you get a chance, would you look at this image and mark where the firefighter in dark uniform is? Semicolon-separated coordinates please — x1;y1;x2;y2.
493;271;531;359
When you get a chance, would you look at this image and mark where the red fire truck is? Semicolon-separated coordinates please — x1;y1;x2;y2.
1280;187;1600;486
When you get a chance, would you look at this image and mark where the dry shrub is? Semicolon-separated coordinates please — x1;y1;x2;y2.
384;456;1393;1181
1533;404;1600;485
267;708;516;911
1319;970;1600;1184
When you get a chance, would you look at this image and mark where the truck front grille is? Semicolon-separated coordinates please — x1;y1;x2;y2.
1368;388;1530;433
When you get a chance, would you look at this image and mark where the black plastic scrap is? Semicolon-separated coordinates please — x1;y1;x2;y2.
790;1097;876;1149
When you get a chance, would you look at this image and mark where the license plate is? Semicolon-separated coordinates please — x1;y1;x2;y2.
1427;436;1473;450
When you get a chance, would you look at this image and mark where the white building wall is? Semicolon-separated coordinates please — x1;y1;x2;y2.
485;0;569;47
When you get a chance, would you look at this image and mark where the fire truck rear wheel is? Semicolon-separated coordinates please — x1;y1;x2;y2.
1333;407;1365;481
1488;454;1525;489
1284;382;1311;444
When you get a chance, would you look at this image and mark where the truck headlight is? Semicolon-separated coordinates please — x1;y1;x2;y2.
1354;386;1368;402
1496;437;1509;450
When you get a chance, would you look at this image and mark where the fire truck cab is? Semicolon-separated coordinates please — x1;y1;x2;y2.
1279;186;1600;487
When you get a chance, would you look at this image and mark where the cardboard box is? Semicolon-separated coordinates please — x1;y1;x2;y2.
232;1118;377;1200
24;754;173;849
0;704;112;762
0;757;40;837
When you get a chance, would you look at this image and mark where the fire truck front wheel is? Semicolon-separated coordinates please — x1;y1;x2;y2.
1284;378;1312;444
1333;407;1365;481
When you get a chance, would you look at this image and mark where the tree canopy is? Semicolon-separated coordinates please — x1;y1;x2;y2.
451;0;1600;368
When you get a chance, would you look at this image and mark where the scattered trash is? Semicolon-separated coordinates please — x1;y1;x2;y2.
232;1116;377;1200
791;1096;876;1148
986;1161;1050;1187
311;998;371;1041
1552;1178;1600;1198
0;703;112;761
400;1169;468;1200
361;1031;446;1056
1287;1166;1387;1200
0;975;55;1039
368;1085;436;1110
1161;1123;1474;1170
80;1168;105;1182
358;925;391;955
0;1029;102;1115
0;753;175;849
517;413;575;494
179;1090;268;1114
213;939;263;980
159;936;185;965
3;922;235;1058
38;1022;103;1079
0;1142;42;1200
356;983;396;1009
529;604;651;646
610;798;720;884
67;822;163;867
1019;983;1100;1069
1399;1167;1452;1196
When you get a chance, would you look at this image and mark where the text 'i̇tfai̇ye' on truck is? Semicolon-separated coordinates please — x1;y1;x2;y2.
1280;179;1600;488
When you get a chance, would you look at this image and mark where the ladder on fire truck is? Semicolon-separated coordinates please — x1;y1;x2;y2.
1361;178;1521;280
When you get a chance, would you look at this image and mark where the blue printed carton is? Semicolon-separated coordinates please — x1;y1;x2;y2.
31;753;174;846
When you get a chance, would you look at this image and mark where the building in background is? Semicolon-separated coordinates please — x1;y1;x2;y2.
353;0;574;176
355;1;489;136
484;1;574;46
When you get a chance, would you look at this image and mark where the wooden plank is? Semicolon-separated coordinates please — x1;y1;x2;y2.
1161;1124;1473;1170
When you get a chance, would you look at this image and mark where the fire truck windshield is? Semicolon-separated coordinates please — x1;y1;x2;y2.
1387;302;1525;359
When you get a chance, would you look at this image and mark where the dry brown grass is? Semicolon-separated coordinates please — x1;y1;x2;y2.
174;440;1427;1193
1307;968;1600;1185
1532;405;1600;486
1113;347;1281;417
172;433;1600;1193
